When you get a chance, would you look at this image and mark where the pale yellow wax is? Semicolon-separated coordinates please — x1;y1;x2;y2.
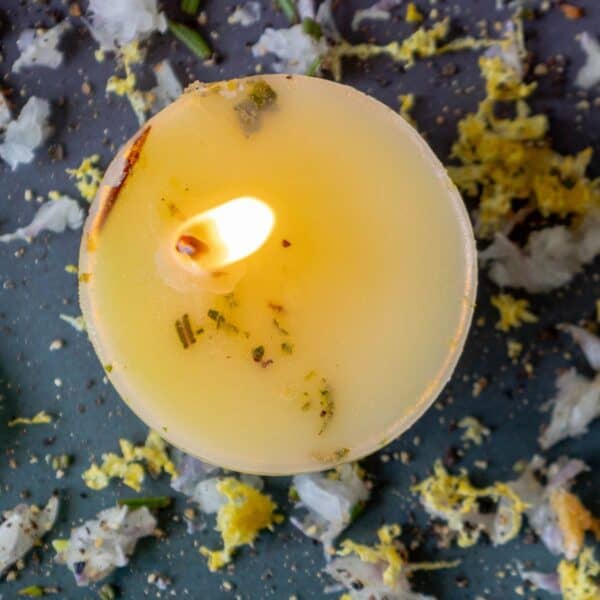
79;75;476;474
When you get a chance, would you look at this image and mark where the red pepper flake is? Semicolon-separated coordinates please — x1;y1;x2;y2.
176;234;208;257
560;3;584;19
268;302;284;313
261;359;274;368
282;239;291;248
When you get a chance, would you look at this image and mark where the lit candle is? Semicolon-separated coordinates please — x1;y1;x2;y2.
79;75;476;474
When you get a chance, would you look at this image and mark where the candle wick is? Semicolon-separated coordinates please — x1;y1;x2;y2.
176;234;209;258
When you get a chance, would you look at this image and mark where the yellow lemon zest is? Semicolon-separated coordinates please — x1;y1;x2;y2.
66;154;103;203
398;93;416;126
200;478;282;571
405;2;424;24
82;430;177;492
491;294;538;332
449;56;600;237
558;547;600;600
8;411;52;427
106;41;151;124
412;461;527;547
458;417;490;445
338;525;404;587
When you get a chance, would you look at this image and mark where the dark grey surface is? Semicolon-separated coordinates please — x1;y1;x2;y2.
0;0;599;598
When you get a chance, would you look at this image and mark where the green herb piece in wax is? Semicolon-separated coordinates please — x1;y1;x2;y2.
207;309;239;334
182;313;196;344
78;272;91;283
276;0;298;23
281;342;294;354
252;346;265;363
118;496;171;509
335;448;349;460
168;20;212;60
273;319;289;336
301;400;312;411
18;587;45;598
248;80;278;108
181;0;201;15
175;319;189;349
318;383;335;435
104;363;113;373
302;18;322;40
235;80;278;134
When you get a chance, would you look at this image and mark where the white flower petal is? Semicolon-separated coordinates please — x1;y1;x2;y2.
0;195;84;243
325;555;434;600
0;97;51;171
558;324;600;371
12;21;71;73
228;2;262;27
291;464;369;552
56;505;156;586
252;24;329;74
151;60;183;112
576;32;600;89
352;0;403;32
87;0;167;51
0;496;59;573
539;369;600;450
479;210;600;293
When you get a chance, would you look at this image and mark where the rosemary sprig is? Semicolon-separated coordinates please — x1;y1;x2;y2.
168;20;212;60
118;496;171;509
276;0;298;23
181;0;201;15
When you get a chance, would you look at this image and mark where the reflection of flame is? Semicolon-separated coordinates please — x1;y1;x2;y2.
174;197;275;271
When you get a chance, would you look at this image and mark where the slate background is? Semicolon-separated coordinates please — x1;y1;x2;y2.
0;0;599;598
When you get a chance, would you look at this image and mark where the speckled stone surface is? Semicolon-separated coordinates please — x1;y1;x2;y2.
0;1;599;598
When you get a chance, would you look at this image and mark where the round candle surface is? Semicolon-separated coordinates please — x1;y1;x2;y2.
80;75;476;474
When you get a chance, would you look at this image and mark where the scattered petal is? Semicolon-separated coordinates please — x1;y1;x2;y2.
87;0;167;51
518;566;561;595
150;60;183;113
59;314;86;332
12;21;71;73
0;195;83;243
228;2;262;27
576;32;600;89
538;370;600;450
252;24;329;74
0;93;11;130
509;456;591;558
352;0;403;31
479;210;600;293
413;460;528;547
291;464;370;554
325;524;458;599
55;505;156;586
558;323;600;371
0;496;59;574
0;97;51;171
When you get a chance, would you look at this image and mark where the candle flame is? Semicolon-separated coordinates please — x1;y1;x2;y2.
174;197;274;272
